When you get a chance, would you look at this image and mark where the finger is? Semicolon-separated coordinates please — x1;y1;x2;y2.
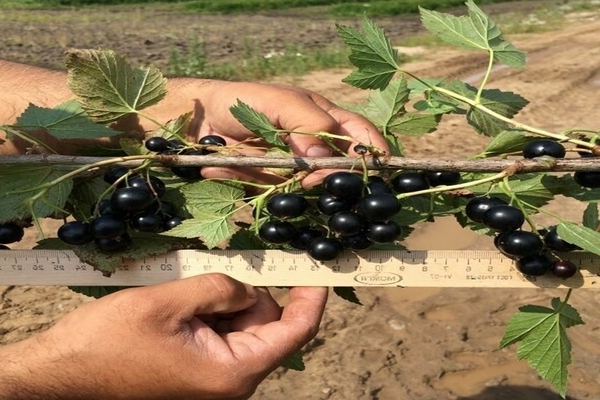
228;288;283;332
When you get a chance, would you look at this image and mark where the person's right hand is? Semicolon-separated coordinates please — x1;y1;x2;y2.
0;274;327;400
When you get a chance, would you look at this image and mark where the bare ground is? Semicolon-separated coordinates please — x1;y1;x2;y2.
2;3;600;400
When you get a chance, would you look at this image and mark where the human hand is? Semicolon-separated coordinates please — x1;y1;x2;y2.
0;274;327;400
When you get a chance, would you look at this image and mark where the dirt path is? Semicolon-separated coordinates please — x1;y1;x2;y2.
2;5;600;400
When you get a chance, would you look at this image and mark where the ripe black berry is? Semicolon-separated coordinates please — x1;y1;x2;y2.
126;175;166;198
90;216;127;239
145;137;169;153
290;226;323;250
95;234;132;253
522;140;566;159
57;221;93;245
357;193;401;221
164;216;183;230
465;196;508;223
495;231;543;258
328;211;366;236
551;260;578;279
199;135;226;147
259;220;298;244
323;172;364;198
366;221;401;243
482;205;525;232
353;144;368;155
543;226;580;252
0;223;24;244
425;171;461;187
340;232;372;250
103;167;129;185
111;187;155;213
365;180;393;195
573;171;600;188
130;212;164;233
516;254;552;276
390;172;429;193
307;237;343;261
316;194;356;216
266;193;308;219
171;166;203;181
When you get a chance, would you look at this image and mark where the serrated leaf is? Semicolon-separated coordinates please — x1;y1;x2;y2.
468;173;557;209
582;203;599;230
336;17;400;90
554;175;600;202
281;351;305;371
419;0;526;67
229;100;287;150
181;180;245;216
389;113;440;136
557;222;600;256
66;49;167;123
500;297;584;397
360;78;410;135
164;212;239;249
68;286;132;299
120;136;145;156
152;112;193;141
475;130;540;158
0;165;73;222
333;287;362;305
14;100;119;140
68;178;111;221
228;230;268;250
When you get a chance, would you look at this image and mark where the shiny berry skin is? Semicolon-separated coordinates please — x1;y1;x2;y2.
94;199;126;217
323;172;364;198
266;193;308;219
465;196;508;223
164;216;183;230
482;205;525;232
57;221;93;245
357;193;401;221
516;254;552;276
522;140;566;159
145;137;169;152
365;181;393;195
103;167;129;185
171;166;203;180
543;226;580;252
111;187;155;213
95;234;132;253
390;172;429;193
90;216;127;239
353;144;368;155
167;139;185;150
328;211;366;236
0;223;24;244
307;237;343;261
258;220;298;244
0;244;9;250
366;221;401;243
573;171;600;188
290;226;323;250
130;212;164;233
495;231;543;258
199;135;226;146
340;232;372;250
551;260;578;279
425;171;461;187
126;175;166;197
316;194;356;216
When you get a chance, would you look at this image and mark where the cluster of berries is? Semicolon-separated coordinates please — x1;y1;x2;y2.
465;196;578;278
57;169;182;253
0;223;25;249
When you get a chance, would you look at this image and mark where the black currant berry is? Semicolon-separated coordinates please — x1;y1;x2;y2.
425;171;461;187
0;244;9;250
95;234;132;253
357;193;401;222
390;172;429;193
164;216;184;230
57;221;93;245
90;216;127;239
323;172;364;198
573;171;600;188
516;254;552;276
316;194;356;216
495;231;543;258
266;193;308;219
366;221;401;243
543;226;580;252
482;205;525;232
126;176;166;198
130;212;164;233
167;139;186;150
340;232;372;250
145;137;169;153
551;260;578;279
465;196;508;223
365;180;393;195
171;166;203;181
290;226;323;250
0;223;24;244
198;135;226;147
307;237;343;261
111;187;155;213
522;140;566;159
153;201;177;219
328;211;366;236
353;144;368;155
103;167;129;185
258;220;298;244
94;199;126;217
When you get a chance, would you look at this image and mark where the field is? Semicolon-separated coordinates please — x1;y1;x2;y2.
2;1;600;399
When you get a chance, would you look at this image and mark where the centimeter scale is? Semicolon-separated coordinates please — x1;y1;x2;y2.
0;249;599;288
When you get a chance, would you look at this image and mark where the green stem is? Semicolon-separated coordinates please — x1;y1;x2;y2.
499;176;538;232
1;126;58;154
475;50;495;102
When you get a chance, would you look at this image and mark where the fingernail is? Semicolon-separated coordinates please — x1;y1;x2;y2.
306;146;332;157
243;283;258;299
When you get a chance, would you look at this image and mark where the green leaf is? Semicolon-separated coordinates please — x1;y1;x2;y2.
389;113;440;136
164;211;239;249
582;203;599;230
468;173;557;210
360;78;410;135
14;100;119;140
181;180;245;216
68;286;132;299
475;130;540;158
68;178;111;221
228;230;268;250
333;287;362;305
281;351;305;371
499;297;584;397
555;175;600;202
229;100;287;150
151;112;193;142
66;49;167;123
419;0;526;67
0;165;73;222
336;17;400;90
557;222;600;256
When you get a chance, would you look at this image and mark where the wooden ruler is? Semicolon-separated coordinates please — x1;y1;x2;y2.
0;249;598;288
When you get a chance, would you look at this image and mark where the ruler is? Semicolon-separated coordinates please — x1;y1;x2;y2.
0;249;599;288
